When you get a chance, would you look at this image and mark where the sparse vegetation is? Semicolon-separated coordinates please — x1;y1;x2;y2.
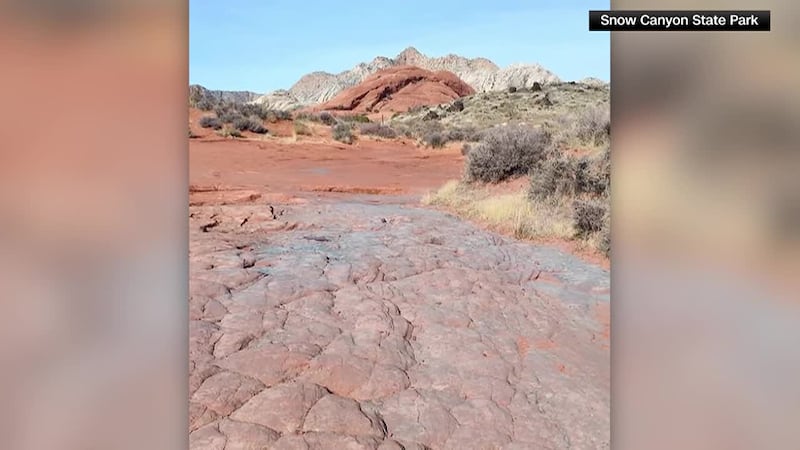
359;123;397;139
466;126;553;183
199;116;222;130
265;109;292;122
318;111;338;126
218;111;244;124
217;126;243;138
572;198;607;236
572;105;610;145
338;114;371;124
295;111;342;126
232;116;268;134
423;132;446;148
527;146;610;255
293;121;312;136
423;181;573;241
420;86;610;257
332;123;353;144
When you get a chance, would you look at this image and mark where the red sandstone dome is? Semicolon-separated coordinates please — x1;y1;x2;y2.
315;65;475;114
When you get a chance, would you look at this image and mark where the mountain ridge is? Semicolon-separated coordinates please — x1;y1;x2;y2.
276;46;559;106
192;47;606;111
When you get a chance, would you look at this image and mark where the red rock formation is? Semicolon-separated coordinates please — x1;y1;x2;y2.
315;66;475;114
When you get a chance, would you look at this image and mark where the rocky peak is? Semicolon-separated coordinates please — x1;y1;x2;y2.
395;46;424;64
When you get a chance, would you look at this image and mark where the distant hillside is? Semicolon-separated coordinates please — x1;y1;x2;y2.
189;85;261;108
191;47;604;112
254;47;563;108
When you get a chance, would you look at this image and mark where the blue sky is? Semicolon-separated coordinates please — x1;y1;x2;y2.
190;0;609;92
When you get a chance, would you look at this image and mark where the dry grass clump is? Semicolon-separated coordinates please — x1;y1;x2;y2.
332;122;353;144
359;123;397;139
217;126;243;138
293;121;312;136
423;181;573;241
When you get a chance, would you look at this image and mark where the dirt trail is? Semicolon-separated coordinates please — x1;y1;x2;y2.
189;194;609;449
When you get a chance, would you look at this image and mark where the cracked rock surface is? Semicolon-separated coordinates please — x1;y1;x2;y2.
190;196;609;449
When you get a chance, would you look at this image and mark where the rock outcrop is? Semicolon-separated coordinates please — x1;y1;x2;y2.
315;66;475;114
189;84;261;107
254;47;563;108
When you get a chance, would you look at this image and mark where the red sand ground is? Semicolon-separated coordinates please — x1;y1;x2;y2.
189;129;608;266
190;133;464;197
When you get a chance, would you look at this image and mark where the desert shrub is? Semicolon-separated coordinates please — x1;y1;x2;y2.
529;156;580;200
332;123;353;144
598;210;611;257
199;116;222;130
572;198;607;236
359;123;397;139
233;116;268;134
391;123;415;138
293;121;312;136
238;103;265;119
466;126;553;183
408;120;443;139
263;109;291;123
218;111;243;124
448;99;465;112
530;147;610;201
573;105;610;145
575;147;610;195
423;132;446;148
318;111;338;126
339;114;370;124
218;126;243;138
196;98;216;111
445;127;482;142
423;110;440;121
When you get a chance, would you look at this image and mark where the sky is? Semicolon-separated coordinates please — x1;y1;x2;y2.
190;0;609;93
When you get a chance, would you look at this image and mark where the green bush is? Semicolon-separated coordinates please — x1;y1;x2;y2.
466;126;553;183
